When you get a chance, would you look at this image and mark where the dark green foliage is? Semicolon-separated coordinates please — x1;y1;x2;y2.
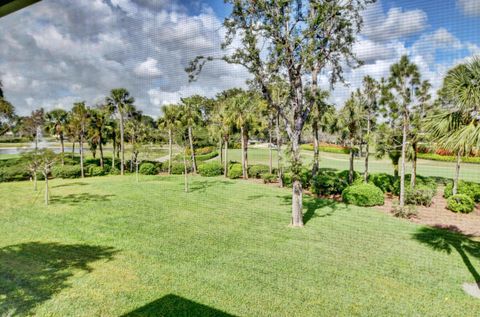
447;194;475;213
139;163;158;175
52;165;82;179
228;163;243;179
171;162;190;175
311;170;348;196
282;172;293;187
0;165;30;182
444;181;480;202
261;173;277;184
405;185;436;207
196;151;219;162
393;174;436;196
368;173;395;193
248;165;270;179
110;167;120;175
198;162;223;177
337;170;361;184
89;166;106;177
342;184;385;207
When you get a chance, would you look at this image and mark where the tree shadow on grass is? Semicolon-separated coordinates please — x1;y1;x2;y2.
189;179;235;193
50;193;115;205
52;182;89;189
121;294;236;317
413;225;480;287
277;195;346;225
0;242;117;316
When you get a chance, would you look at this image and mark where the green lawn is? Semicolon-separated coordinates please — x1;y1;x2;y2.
1;175;479;316
221;148;480;183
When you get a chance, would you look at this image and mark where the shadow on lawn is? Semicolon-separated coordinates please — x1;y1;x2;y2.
52;182;89;188
121;294;236;317
413;225;480;285
50;193;115;205
189;179;235;193
278;195;345;225
0;242;117;316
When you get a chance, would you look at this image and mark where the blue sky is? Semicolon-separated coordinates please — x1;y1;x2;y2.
0;0;479;116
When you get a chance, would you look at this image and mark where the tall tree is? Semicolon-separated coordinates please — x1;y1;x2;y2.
45;109;68;165
385;55;421;209
360;76;379;183
159;104;181;175
106;88;135;175
87;106;109;167
22;109;45;151
188;0;373;227
71;102;89;178
0;82;15;136
178;96;204;174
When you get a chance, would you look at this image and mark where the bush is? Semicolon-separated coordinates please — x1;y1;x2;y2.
198;162;223;177
228;163;243;179
261;173;277;184
282;172;293;187
311;170;348;196
52;165;82;179
196;151;219;162
248;164;270;179
405;185;436;207
342;184;384;207
139;162;158;175
337;170;361;184
444;181;480;202
391;204;417;219
447;194;475;213
171;162;190;175
0;165;30;182
300;143;349;154
110;166;120;175
368;173;395;193
393;174;436;196
418;153;480;164
89;166;106;177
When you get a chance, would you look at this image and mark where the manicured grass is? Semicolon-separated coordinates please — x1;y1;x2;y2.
221;148;480;183
1;175;479;316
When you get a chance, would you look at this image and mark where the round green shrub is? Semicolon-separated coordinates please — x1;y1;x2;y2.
444;181;480;202
228;163;243;179
311;170;348;196
198;162;223;177
248;164;270;179
368;173;395;193
447;194;475;213
342;184;385;207
139;162;158;175
52;165;82;179
171;162;191;175
110;167;120;175
261;173;277;184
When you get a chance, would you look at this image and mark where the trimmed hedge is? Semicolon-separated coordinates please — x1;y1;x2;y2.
444;181;480;203
171;162;190;175
418;153;480;164
228;163;243;179
248;164;270;179
198;162;223;177
0;165;30;182
311;170;348;196
300;143;350;154
368;173;395;193
89;166;106;177
447;194;475;213
342;184;385;207
52;165;82;179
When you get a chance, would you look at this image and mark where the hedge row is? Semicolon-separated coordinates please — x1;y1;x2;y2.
417;153;480;164
300;143;350;154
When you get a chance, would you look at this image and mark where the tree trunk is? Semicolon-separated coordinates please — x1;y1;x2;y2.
99;137;104;168
44;173;49;206
312;122;319;177
219;137;224;165
411;142;417;188
60;133;65;165
224;139;229;178
168;128;172;175
269;128;273;174
112;138;116;170
136;160;139;183
399;114;408;208
364;118;370;183
276;114;283;187
120;113;125;175
33;172;37;191
453;151;461;195
72;142;75;159
80;132;84;179
349;140;355;184
240;126;248;179
183;147;188;193
290;132;303;227
188;126;197;174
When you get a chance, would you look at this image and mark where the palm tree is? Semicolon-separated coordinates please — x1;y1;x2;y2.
159;104;181;175
106;88;135;175
45;109;68;165
339;90;365;184
71;102;89;178
386;55;421;208
178;96;205;174
361;76;380;182
87;107;108;167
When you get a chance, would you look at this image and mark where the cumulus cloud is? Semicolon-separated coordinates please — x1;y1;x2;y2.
458;0;480;16
134;58;163;78
362;1;427;42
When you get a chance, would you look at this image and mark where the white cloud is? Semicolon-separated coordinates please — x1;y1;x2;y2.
363;2;427;41
134;58;163;78
458;0;480;16
412;28;463;64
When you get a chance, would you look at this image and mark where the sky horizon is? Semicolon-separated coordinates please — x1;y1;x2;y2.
1;0;479;117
